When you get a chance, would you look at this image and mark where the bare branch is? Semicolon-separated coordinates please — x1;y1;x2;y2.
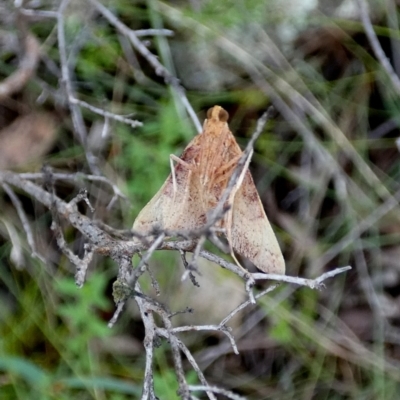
179;250;200;287
316;187;400;267
136;293;158;400
189;385;247;400
107;301;124;328
68;97;142;129
48;183;95;288
2;183;43;262
156;328;217;400
159;312;190;399
252;266;352;289
134;29;174;37
133;285;191;399
57;0;101;174
88;0;202;133
19;171;127;202
357;0;400;94
219;284;280;328
20;9;58;19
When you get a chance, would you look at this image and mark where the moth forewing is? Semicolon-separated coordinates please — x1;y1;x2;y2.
169;153;193;201
223;148;253;247
231;171;285;274
133;143;203;232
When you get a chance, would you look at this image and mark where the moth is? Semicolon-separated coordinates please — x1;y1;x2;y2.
133;106;285;274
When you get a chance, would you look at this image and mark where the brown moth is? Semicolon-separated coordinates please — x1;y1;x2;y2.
133;106;285;274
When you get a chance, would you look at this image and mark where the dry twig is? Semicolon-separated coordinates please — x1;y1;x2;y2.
87;0;202;132
357;0;400;94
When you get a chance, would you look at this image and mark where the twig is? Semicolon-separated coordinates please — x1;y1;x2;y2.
186;235;205;276
146;264;161;296
136;289;158;400
245;279;256;304
20;9;58;19
131;234;165;288
316;187;400;267
188;385;247;400
88;0;202;133
245;48;393;203
160;313;190;399
68;97;142;128
57;0;101;175
93;221;141;240
139;234;165;267
156;328;217;400
162;242;247;277
107;301;124;328
169;307;193;319
219;284;280;328
172;323;239;354
134;29;174;37
19;171;127;202
50;190;95;288
357;0;400;94
179;250;200;287
252;266;352;289
134;287;191;399
2;183;43;262
69;188;95;212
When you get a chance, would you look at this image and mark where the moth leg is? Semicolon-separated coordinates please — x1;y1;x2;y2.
211;155;240;185
220;154;241;174
169;154;192;194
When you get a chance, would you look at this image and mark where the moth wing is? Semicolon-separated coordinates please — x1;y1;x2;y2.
132;175;179;233
230;171;285;274
133;137;206;233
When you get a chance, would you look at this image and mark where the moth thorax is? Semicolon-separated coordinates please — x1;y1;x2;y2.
207;106;229;122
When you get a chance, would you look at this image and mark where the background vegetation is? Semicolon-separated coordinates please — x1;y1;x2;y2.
1;0;400;399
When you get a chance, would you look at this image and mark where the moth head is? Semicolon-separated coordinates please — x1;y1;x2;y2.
206;106;229;123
